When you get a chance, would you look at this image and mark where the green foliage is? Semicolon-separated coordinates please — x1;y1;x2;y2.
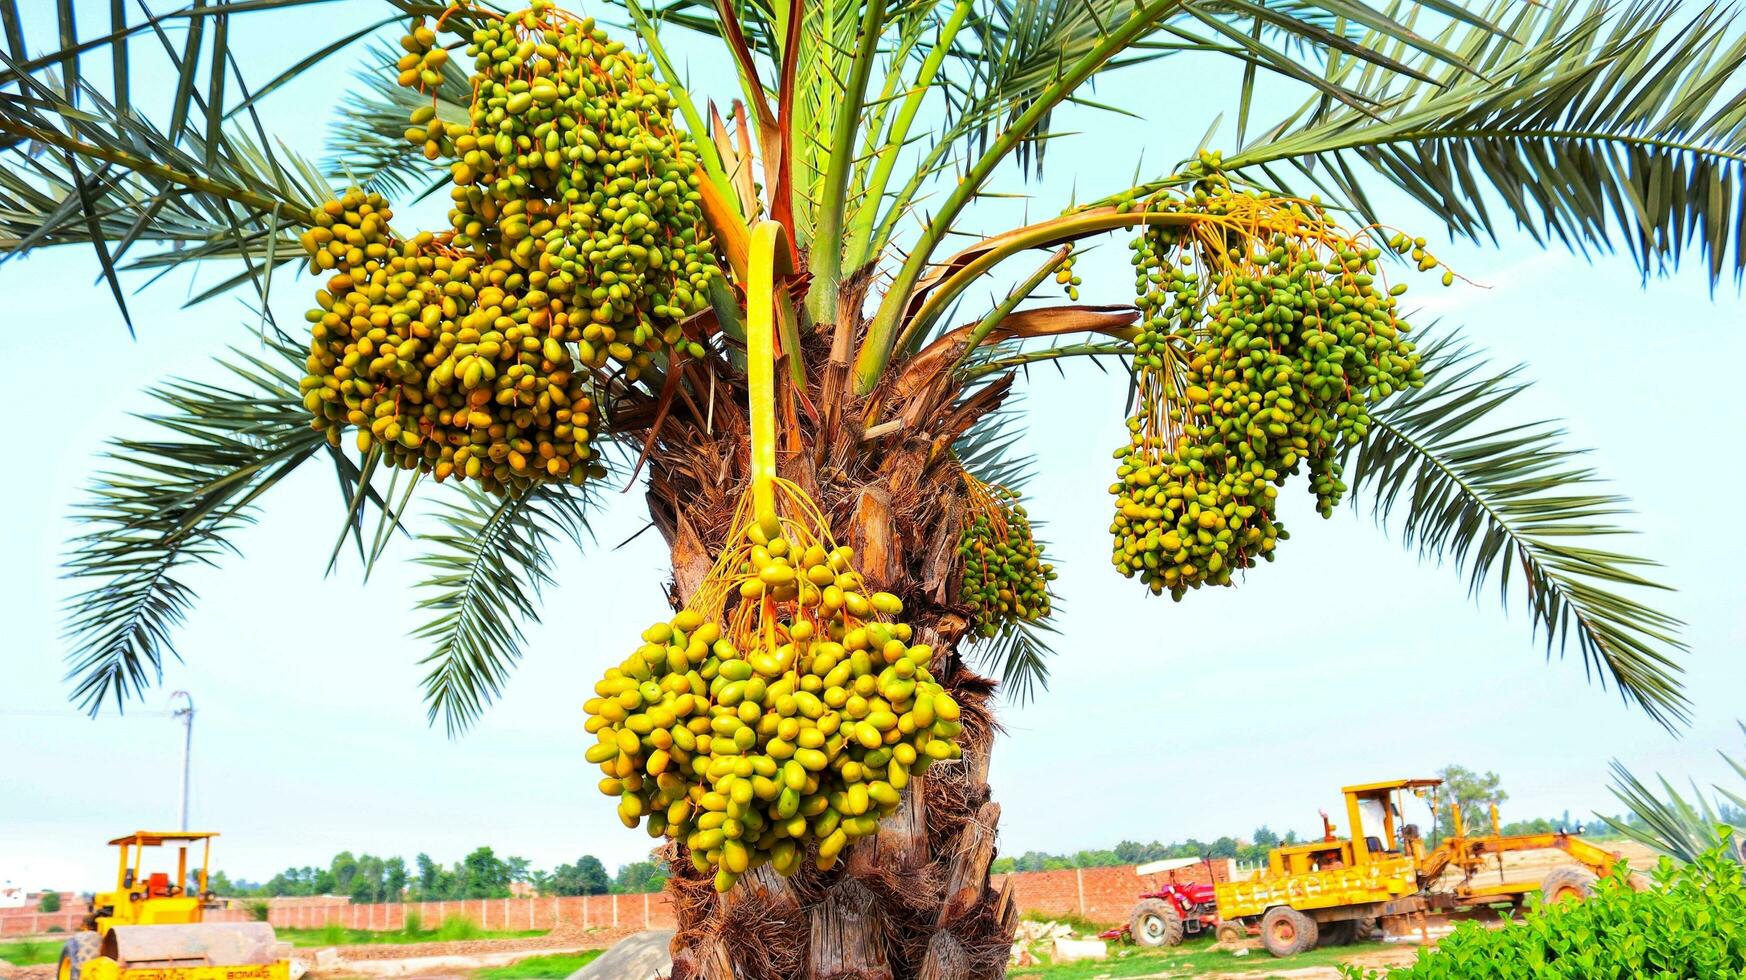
610;861;668;895
401;909;423;935
434;916;484;942
1434;764;1508;841
547;856;610;896
0;940;56;966
1607;722;1746;864
37;891;60;912
1347;835;1746;978
473;950;603;980
225;846;646;900
275;921;543;948
247;901;271;923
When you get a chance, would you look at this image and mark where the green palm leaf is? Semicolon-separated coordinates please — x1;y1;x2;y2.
412;477;606;736
0;61;328;308
61;341;330;715
1343;331;1688;728
1220;0;1746;285
1604;722;1746;863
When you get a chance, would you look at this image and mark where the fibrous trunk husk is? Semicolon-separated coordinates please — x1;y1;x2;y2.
648;376;1015;979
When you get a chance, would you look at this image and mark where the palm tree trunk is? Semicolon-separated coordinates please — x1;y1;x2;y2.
645;400;1019;979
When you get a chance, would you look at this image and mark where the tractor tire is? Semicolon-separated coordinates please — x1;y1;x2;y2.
1541;867;1597;905
58;931;99;980
1355;917;1382;941
1214;920;1249;944
1130;899;1185;947
1319;918;1358;946
1260;906;1319;957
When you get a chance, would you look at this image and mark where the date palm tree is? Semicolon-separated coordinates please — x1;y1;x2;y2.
4;0;1742;974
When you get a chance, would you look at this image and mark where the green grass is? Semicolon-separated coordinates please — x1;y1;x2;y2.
1011;936;1377;978
275;917;544;948
0;938;64;966
471;950;603;979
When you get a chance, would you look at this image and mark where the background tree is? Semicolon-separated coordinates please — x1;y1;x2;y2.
611;862;670;895
37;891;61;913
1434;764;1510;840
6;0;1741;973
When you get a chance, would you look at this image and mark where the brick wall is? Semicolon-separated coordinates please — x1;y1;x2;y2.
3;863;1223;936
991;860;1232;925
260;894;678;933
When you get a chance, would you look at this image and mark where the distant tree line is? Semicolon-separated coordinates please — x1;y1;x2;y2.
214;847;668;900
990;827;1301;874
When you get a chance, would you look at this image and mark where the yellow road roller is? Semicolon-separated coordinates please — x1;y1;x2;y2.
58;832;289;980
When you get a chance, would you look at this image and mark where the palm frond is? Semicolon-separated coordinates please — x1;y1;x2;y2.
61;340;329;715
1221;0;1746;285
1343;330;1688;728
1604;723;1746;864
326;41;472;197
411;477;606;736
0;54;328;310
953;380;1059;702
962;615;1056;704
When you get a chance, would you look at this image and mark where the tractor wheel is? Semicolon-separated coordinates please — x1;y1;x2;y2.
1541;868;1597;904
1319;918;1358;946
1260;906;1319;957
1130;899;1185;947
1355;917;1382;941
1214;920;1249;944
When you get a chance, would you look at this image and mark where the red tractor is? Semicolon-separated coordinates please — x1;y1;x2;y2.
1101;871;1234;948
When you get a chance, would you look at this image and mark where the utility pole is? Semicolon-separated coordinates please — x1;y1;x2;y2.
170;691;194;830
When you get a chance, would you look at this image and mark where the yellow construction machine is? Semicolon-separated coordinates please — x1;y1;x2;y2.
1214;778;1633;957
57;833;289;980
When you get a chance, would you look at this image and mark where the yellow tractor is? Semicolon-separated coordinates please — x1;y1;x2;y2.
1214;778;1633;957
57;833;289;980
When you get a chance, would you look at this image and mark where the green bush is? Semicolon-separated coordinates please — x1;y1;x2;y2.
1347;832;1745;978
433;916;482;941
38;892;61;913
247;901;272;922
318;922;348;947
401;909;424;935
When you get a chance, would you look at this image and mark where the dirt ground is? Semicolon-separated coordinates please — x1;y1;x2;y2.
1198;942;1422;979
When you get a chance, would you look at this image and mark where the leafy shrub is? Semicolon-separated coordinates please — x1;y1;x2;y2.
247;901;271;922
38;892;61;913
317;922;348;947
1347;832;1746;978
434;916;482;941
401;909;424;935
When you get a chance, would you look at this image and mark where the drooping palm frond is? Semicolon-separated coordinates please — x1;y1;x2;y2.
1604;723;1746;864
326;41;473;197
1217;0;1746;286
951;370;1057;701
962;616;1057;703
411;475;607;736
61;340;333;715
1342;331;1688;728
0;58;328;315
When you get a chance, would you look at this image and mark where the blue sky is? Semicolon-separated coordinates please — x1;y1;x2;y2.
2;0;1741;893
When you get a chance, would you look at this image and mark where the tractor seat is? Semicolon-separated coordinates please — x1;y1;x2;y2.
1366;836;1392;856
147;873;172;897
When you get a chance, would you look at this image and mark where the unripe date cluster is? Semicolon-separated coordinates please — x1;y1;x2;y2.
585;538;963;892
